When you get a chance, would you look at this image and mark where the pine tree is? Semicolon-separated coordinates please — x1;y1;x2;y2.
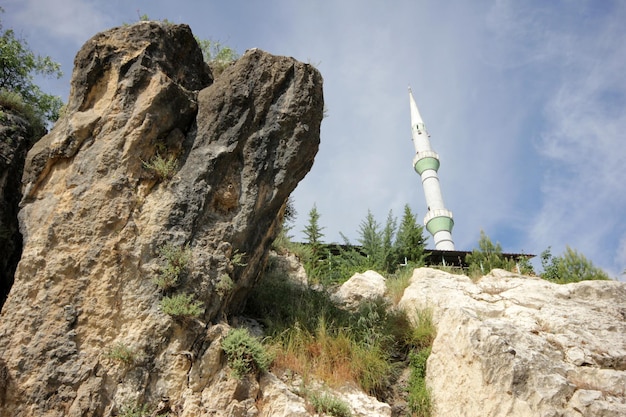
394;205;426;267
357;209;383;269
302;204;324;247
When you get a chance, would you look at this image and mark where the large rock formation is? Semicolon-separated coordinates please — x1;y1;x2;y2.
400;268;626;417
0;108;42;310
0;21;323;416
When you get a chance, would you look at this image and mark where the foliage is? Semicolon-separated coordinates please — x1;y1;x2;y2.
385;265;415;304
465;230;515;278
118;401;150;417
0;9;63;127
516;254;535;275
160;293;203;318
540;246;610;283
302;203;325;248
231;249;247;267
106;342;136;364
153;243;191;291
221;328;272;378
301;204;326;281
143;153;178;181
195;37;239;75
216;273;234;295
408;347;433;417
395;205;427;267
244;265;431;397
308;391;352;417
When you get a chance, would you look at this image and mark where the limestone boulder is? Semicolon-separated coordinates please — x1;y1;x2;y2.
399;268;626;417
333;270;387;309
0;21;323;416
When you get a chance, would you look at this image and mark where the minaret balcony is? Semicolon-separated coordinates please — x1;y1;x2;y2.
424;209;454;235
413;151;440;175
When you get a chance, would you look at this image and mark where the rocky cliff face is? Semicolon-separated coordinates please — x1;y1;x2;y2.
0;108;42;310
400;268;626;417
0;21;323;416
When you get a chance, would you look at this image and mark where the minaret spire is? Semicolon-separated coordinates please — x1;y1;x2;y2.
409;87;455;250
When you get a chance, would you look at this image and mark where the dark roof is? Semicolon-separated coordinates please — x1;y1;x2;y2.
307;243;535;268
424;249;535;268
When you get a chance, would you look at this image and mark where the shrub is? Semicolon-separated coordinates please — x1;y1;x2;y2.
153;243;191;291
541;246;610;283
160;293;203;318
221;328;272;378
215;273;234;295
106;342;136;364
118;401;150;417
143;153;178;181
466;231;515;278
308;391;352;417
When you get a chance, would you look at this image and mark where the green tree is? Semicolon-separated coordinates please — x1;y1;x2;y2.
357;209;383;269
303;204;324;247
466;230;514;277
540;246;610;283
302;204;326;281
394;205;426;267
0;8;63;126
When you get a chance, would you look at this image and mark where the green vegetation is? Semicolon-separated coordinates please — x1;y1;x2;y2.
540;246;610;283
130;12;239;75
160;293;203;318
195;37;239;75
465;231;516;278
221;328;272;378
153;243;192;291
118;401;150;417
308;391;352;417
0;8;63;131
245;262;436;400
215;273;234;295
143;153;178;181
105;342;136;364
408;347;433;417
295;204;426;285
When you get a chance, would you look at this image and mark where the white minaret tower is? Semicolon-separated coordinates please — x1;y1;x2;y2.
409;87;455;250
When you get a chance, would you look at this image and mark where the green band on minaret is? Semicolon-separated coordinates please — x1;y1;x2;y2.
426;215;454;235
414;156;440;175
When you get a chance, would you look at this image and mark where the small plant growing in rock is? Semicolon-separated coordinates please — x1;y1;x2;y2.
118;401;150;417
143;153;178;181
160;293;203;318
153;243;192;291
308;391;352;417
231;249;247;267
215;273;234;295
105;342;136;364
221;328;271;378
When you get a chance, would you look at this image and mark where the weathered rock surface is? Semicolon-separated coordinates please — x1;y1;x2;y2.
0;21;323;416
399;268;626;417
332;270;387;309
0;108;42;310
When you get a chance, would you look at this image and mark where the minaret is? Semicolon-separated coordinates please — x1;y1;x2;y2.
409;87;455;250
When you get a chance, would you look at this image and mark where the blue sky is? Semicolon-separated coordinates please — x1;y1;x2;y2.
4;0;625;278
